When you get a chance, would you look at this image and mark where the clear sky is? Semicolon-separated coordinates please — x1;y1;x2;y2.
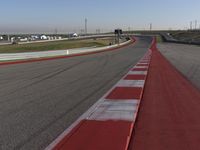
0;0;200;33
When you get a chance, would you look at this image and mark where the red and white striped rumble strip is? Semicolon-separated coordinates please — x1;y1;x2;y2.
45;49;152;150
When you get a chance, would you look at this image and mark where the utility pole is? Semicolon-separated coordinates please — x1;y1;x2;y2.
55;28;58;35
80;29;84;35
190;21;193;30
195;20;197;30
96;29;100;34
150;23;152;31
7;34;10;42
128;27;131;35
128;27;131;32
85;18;87;35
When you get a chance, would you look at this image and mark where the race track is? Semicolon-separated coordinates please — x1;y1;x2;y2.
0;36;152;150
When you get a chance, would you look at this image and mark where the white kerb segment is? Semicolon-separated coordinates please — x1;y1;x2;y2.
133;66;148;69
139;61;149;63
87;100;139;121
128;71;147;75
116;80;145;87
137;62;149;65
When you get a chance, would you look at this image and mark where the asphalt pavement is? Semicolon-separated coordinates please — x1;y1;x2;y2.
0;36;152;150
158;43;200;89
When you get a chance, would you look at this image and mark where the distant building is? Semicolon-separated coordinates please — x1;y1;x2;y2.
11;37;15;42
19;37;28;42
68;33;79;38
47;36;54;40
31;35;40;41
40;35;48;40
72;33;78;37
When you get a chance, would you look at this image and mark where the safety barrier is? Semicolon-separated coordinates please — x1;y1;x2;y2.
0;40;132;62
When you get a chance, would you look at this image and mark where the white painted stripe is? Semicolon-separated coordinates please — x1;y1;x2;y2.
133;66;148;69
116;80;145;87
88;110;136;121
87;100;139;121
140;61;149;64
104;99;139;105
128;71;147;75
139;60;149;62
137;62;149;66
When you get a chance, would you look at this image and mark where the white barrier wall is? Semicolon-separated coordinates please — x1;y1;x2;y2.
0;40;131;61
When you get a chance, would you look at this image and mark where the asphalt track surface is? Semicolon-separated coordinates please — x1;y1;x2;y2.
129;41;200;150
0;36;152;150
158;43;200;89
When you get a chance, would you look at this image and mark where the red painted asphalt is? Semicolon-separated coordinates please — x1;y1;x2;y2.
128;40;200;150
132;68;148;71
53;120;133;150
106;87;143;100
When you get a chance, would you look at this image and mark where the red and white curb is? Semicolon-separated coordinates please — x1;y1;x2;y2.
45;49;152;150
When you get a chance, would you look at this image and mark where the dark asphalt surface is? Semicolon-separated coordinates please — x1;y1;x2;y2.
0;36;152;150
158;43;200;89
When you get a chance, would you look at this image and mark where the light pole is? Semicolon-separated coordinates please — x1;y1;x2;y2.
85;18;87;35
190;21;193;30
195;20;197;30
115;29;122;45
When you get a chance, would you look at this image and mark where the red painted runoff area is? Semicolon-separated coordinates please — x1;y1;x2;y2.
128;39;200;150
53;120;133;150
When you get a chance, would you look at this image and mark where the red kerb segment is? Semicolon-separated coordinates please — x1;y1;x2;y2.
106;87;142;100
132;68;148;71
53;120;133;150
